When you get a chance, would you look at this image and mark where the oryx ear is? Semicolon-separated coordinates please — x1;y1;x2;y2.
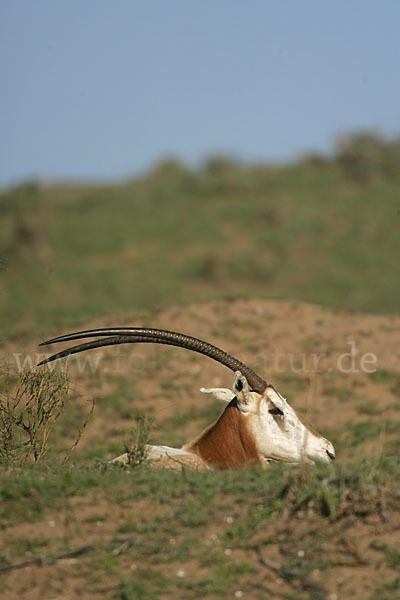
200;387;235;402
232;371;251;411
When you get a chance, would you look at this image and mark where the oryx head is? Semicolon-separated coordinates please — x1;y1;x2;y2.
39;327;335;466
233;372;334;463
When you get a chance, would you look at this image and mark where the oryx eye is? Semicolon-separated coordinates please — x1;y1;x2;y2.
269;406;284;416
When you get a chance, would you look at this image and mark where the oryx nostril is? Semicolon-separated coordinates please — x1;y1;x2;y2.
326;450;335;460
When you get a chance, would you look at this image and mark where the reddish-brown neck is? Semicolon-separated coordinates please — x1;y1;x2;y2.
186;399;261;470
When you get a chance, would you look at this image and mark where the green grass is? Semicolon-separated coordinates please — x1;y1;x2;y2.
1;455;399;598
1;454;398;527
344;419;400;447
369;368;400;384
323;386;354;402
368;577;400;600
1;132;400;339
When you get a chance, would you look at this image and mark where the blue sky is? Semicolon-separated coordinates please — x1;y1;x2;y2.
1;1;399;185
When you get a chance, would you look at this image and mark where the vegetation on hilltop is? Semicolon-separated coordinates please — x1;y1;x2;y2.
1;131;400;339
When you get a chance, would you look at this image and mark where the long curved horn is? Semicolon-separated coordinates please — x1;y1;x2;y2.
38;327;267;393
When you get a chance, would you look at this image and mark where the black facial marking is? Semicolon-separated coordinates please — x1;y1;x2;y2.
269;406;284;416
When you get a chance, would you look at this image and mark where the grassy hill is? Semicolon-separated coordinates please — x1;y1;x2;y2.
1;132;400;340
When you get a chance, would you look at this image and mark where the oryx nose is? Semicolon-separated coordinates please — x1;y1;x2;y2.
326;450;335;460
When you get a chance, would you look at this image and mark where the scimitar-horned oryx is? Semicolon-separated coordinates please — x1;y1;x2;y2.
39;327;335;470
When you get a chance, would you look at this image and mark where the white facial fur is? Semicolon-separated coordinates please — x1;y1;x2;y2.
232;372;335;464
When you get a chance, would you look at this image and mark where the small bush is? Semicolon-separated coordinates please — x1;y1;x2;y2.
123;416;151;467
0;366;69;464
